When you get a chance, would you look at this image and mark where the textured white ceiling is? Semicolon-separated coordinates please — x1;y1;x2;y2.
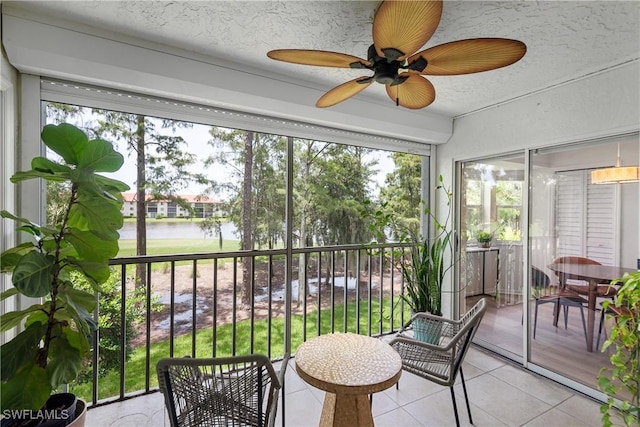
6;0;640;117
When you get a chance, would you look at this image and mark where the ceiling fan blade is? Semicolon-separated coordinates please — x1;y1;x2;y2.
373;0;443;62
386;74;435;109
316;77;373;108
409;38;527;75
267;49;371;68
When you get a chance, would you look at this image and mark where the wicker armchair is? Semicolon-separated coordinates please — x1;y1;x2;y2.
156;353;289;427
389;299;487;427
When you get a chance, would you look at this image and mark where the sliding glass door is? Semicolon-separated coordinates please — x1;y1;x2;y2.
458;134;638;395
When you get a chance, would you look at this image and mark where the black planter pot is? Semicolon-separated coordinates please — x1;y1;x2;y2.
1;393;78;427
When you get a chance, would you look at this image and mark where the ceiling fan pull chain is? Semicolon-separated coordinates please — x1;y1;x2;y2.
396;85;400;107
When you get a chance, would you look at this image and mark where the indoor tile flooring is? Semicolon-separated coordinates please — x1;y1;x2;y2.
87;346;612;426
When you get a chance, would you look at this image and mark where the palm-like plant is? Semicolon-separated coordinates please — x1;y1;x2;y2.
399;176;453;317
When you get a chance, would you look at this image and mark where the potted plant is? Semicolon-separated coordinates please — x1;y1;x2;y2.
0;123;129;426
363;175;455;343
598;271;639;427
476;231;493;248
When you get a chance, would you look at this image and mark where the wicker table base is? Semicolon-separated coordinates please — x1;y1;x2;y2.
295;333;402;427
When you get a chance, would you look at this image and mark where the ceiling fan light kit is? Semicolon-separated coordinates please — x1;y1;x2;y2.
267;0;526;109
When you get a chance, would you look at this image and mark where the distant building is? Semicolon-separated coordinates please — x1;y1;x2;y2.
121;193;223;218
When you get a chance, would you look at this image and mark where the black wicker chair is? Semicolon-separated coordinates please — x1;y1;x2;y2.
157;353;289;427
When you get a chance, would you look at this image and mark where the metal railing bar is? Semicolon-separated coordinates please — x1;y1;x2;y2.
330;251;336;334
250;256;255;354
92;288;100;405
343;250;348;333
367;252;373;337
390;248;395;332
170;261;176;357
378;250;384;336
119;263;127;399
316;251;322;339
302;253;307;343
356;250;361;335
232;257;238;356
145;265;152;391
267;254;273;358
191;259;197;357
212;258;218;357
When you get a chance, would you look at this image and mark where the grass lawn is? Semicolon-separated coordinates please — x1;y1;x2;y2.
70;298;409;401
117;239;241;257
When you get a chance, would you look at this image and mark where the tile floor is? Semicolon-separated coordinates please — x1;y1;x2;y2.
86;346;611;426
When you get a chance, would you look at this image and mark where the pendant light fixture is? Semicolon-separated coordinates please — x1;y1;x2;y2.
591;144;640;184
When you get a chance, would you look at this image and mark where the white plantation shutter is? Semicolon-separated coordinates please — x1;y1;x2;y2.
555;172;585;257
555;170;618;265
586;174;616;264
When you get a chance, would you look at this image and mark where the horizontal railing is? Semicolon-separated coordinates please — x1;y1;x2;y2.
77;242;410;407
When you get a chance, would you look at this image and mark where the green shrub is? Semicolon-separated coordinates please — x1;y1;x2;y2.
73;271;159;383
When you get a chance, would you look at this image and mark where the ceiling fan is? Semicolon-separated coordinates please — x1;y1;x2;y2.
267;0;526;109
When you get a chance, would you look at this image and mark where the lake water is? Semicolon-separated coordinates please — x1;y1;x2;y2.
119;220;238;240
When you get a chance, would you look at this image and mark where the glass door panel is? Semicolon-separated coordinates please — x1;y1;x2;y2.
528;135;638;390
458;154;525;359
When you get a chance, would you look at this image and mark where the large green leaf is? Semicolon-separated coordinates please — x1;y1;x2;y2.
64;258;110;285
79;138;125;172
31;156;72;173
1;243;36;273
41;123;88;165
0;287;19;301
10;169;68;183
95;174;131;193
58;286;97;337
1;210;39;227
0;306;42;332
0;322;45;381
68;194;123;236
46;334;83;388
12;251;55;298
0;364;51;411
65;228;118;262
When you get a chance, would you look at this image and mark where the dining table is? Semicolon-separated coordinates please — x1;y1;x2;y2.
547;262;636;352
294;332;402;427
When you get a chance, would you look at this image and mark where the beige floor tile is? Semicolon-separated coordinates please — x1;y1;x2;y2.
280;388;323;427
489;363;574;406
462;373;551;425
373;407;422;426
553;394;605;427
522;407;598;427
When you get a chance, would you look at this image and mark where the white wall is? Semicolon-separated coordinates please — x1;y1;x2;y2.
1;35;19;343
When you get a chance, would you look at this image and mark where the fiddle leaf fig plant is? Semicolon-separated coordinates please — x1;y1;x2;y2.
0;123;129;412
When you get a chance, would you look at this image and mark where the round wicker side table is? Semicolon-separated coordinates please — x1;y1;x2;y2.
295;332;402;427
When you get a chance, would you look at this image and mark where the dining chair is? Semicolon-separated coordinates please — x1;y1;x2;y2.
388;298;487;427
531;266;588;342
551;256;618;299
596;302;631;350
156;353;289;427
